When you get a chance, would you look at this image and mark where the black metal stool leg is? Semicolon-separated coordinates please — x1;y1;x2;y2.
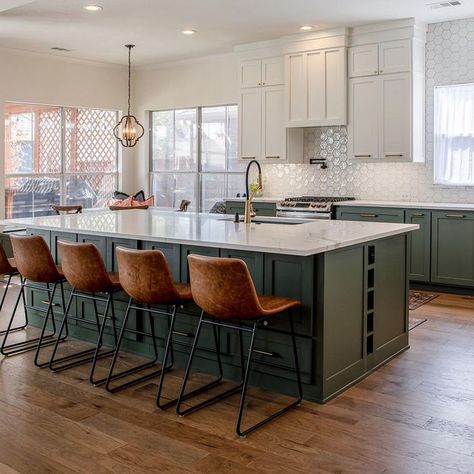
0;274;27;335
1;278;63;357
89;293;119;385
105;300;172;393
34;282;60;367
235;315;302;438
176;312;241;417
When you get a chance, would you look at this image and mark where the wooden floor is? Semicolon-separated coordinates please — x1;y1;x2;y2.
0;289;473;473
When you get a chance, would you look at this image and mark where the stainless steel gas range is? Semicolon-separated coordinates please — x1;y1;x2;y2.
276;196;355;220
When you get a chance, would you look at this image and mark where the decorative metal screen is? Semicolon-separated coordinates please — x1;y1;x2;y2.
65;108;118;173
4;103;119;219
38;108;62;173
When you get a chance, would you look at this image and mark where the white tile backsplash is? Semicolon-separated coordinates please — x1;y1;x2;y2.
262;18;474;203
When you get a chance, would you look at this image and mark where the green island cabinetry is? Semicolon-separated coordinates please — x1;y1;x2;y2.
336;205;474;289
225;200;277;217
20;225;409;403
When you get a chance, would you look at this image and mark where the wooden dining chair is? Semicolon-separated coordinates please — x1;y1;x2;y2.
51;205;82;215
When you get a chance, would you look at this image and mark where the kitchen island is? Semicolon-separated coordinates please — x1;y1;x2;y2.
0;209;418;402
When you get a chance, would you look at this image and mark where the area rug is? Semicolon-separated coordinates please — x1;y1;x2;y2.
409;290;439;310
409;317;427;331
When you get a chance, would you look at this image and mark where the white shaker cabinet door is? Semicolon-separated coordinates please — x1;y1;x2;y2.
378;40;411;75
348;44;378;77
239;88;262;160
348;76;378;160
325;48;347;124
306;50;325;123
379;73;411;160
286;53;306;123
261;57;284;86
261;85;285;162
239;59;262;88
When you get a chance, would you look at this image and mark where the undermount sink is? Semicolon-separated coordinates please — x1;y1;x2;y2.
216;216;305;225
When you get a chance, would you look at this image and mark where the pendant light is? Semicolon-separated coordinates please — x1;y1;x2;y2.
113;44;144;147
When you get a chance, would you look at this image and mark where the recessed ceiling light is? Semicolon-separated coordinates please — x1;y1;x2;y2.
299;25;313;31
84;5;103;12
182;29;197;35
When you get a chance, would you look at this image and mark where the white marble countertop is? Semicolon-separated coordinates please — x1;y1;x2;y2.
0;210;418;257
335;200;474;211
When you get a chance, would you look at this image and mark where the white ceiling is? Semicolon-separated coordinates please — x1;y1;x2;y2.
1;0;474;66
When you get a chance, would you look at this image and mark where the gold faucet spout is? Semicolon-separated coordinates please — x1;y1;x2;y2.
244;159;263;224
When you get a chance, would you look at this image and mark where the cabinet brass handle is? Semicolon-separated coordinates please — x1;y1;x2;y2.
41;300;60;307
354;154;372;158
241;156;256;160
412;213;424;217
379;69;384;73
254;349;277;357
374;70;378;74
360;213;378;218
445;214;466;219
265;156;280;159
385;154;404;157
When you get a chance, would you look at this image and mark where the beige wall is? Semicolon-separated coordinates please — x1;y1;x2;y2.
0;49;133;217
132;54;239;194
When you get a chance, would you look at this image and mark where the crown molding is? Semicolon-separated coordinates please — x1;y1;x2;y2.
0;46;127;70
134;52;235;72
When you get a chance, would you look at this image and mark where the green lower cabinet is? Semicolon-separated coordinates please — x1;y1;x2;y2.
78;234;107;261
180;245;220;283
372;236;408;367
225;201;277;217
220;248;264;293
106;237;138;272
431;211;474;287
405;210;431;282
335;206;404;223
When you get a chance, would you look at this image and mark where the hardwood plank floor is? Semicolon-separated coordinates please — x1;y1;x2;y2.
0;288;473;473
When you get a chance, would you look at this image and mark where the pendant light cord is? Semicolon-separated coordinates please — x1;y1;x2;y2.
127;45;132;116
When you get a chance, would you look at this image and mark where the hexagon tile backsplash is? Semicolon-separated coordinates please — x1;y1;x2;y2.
262;18;474;204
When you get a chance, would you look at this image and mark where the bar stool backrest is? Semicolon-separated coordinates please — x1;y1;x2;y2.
187;255;263;320
0;244;15;274
10;235;62;283
116;247;181;305
58;241;113;292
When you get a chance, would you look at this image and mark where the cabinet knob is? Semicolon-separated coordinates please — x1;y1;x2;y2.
374;70;378;74
379;69;383;73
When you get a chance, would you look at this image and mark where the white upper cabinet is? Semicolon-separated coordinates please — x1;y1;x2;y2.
348;76;379;160
239;87;262;160
286;47;347;127
261;57;285;86
348;44;378;77
348;39;411;77
262;86;285;160
379;73;410;160
378;40;411;74
239;60;262;88
239;57;284;88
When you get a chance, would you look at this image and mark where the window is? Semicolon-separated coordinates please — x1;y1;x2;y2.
4;103;119;218
150;105;244;212
434;84;474;186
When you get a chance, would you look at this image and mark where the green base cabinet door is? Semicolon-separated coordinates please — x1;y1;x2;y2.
335;206;404;223
405;210;431;282
431;211;474;287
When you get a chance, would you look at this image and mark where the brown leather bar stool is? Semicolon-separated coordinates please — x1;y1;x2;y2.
106;247;196;403
0;244;22;334
0;235;67;367
176;255;303;438
48;241;121;383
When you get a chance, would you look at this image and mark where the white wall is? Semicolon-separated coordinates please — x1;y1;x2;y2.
0;48;133;217
132;54;239;194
